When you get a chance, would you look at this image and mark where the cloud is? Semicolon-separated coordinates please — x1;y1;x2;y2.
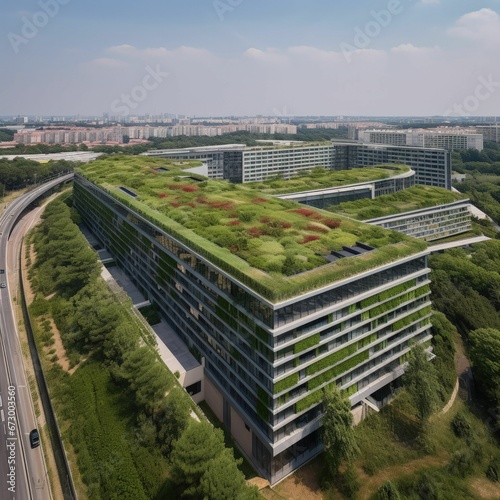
244;48;288;63
448;8;500;46
86;57;127;68
106;44;212;60
390;44;440;55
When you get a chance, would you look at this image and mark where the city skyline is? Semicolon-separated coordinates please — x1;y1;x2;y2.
2;1;500;117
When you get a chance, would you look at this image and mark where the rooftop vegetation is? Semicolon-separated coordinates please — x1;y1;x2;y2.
77;156;427;301
247;164;411;195
329;185;469;221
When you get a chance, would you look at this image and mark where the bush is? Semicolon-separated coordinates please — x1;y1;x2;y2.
486;454;500;482
340;463;360;498
448;449;475;477
451;411;472;439
374;480;401;500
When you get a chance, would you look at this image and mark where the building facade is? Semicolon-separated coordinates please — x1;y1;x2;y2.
358;128;484;151
145;142;452;189
275;169;416;209
364;200;472;241
476;125;500;144
74;172;433;484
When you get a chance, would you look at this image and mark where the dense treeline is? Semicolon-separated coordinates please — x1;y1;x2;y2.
0;128;347;156
430;240;500;411
29;197;258;499
0;128;15;141
453;141;500;173
453;142;500;222
0;157;74;191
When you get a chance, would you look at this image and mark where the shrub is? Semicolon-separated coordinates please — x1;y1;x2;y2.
451;411;472;439
293;208;316;217
448;449;475;477
300;235;321;244
486;454;500;482
374;480;401;500
247;227;263;238
323;218;341;229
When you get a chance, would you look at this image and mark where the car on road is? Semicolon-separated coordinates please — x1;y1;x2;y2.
0;282;6;288
29;429;40;448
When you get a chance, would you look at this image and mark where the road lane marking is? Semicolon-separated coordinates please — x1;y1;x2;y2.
1;409;4;422
0;395;3;406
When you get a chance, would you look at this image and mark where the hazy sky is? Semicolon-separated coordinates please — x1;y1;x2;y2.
2;0;500;117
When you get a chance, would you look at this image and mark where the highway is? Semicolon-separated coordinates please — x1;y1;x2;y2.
0;175;73;499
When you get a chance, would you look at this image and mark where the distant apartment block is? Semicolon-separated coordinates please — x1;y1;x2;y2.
476;125;500;144
146;142;452;190
358;128;483;151
14;123;297;145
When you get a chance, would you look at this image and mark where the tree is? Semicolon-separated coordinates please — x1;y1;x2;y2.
120;347;170;414
170;420;225;497
199;448;259;500
402;342;440;422
469;328;500;408
157;387;191;456
66;281;122;351
322;385;359;477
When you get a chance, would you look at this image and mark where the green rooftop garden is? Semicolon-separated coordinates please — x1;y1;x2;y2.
246;164;411;195
329;185;469;221
77;156;427;302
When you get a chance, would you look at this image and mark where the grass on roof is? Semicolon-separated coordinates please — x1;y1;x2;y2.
329;185;469;221
77;156;427;301
246;164;411;195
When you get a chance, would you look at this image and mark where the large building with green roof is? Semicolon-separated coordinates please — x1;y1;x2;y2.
74;156;433;484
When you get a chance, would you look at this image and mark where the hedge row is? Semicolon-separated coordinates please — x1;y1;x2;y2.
293;333;320;354
307;350;370;391
392;306;432;332
306;331;376;377
274;372;300;394
360;279;417;310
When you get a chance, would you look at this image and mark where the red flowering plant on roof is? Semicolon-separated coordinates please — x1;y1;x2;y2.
293;208;316;217
208;200;235;211
323;218;341;229
247;227;264;238
300;235;321;244
196;196;209;204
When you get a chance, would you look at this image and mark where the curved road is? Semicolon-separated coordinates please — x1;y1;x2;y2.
0;175;73;499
